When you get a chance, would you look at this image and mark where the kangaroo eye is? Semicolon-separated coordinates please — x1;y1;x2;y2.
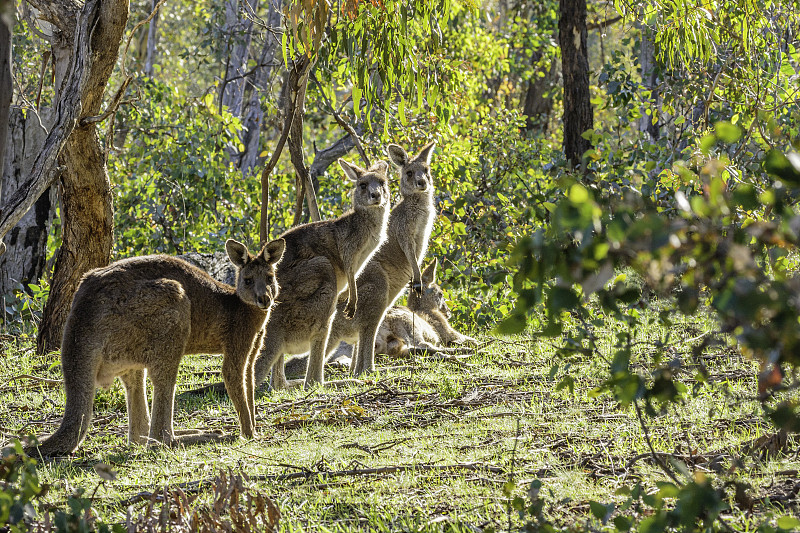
360;183;367;190
406;171;413;178
244;278;253;286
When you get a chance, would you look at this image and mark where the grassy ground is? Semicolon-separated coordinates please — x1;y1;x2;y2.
1;302;798;532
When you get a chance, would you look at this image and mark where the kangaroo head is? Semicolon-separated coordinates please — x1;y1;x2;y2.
226;238;286;310
387;141;436;197
407;258;451;319
338;159;390;211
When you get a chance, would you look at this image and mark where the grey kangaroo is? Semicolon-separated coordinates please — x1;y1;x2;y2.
375;258;477;358
270;141;437;388
283;258;476;376
254;159;391;389
27;239;285;457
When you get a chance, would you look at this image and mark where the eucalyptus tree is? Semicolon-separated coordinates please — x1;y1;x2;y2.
559;0;594;169
0;0;129;353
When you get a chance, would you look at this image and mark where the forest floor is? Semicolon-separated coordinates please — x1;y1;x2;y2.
1;303;799;532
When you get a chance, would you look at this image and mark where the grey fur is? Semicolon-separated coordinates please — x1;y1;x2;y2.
254;159;392;390
275;141;439;382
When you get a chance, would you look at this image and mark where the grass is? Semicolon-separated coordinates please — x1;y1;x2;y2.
1;300;798;532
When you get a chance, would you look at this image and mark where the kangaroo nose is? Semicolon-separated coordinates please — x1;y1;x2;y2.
257;295;268;308
417;179;426;188
371;191;380;201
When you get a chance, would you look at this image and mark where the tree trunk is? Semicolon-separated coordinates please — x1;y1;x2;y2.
36;0;129;354
639;24;660;140
0;108;58;297
559;0;593;169
0;0;12;193
522;51;557;134
239;2;282;177
144;0;159;77
220;0;258;117
285;58;320;223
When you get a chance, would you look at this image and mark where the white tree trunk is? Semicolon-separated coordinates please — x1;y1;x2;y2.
0;107;58;297
220;0;259;117
144;0;159;77
239;1;282;176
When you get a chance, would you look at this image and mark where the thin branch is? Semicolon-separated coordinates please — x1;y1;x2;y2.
120;0;168;78
79;75;132;126
634;400;681;484
586;14;623;31
311;73;370;167
259;58;307;245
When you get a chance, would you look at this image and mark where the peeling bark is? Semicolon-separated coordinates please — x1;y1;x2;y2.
220;0;259;117
239;1;282;176
0;108;58;297
35;0;129;354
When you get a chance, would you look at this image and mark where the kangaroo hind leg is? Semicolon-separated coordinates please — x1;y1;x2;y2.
119;369;150;445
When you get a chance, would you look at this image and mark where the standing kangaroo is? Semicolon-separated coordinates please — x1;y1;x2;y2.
375;258;477;358
253;159;391;389
27;239;285;457
270;141;437;387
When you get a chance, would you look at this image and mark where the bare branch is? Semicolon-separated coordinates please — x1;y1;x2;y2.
311;73;370;167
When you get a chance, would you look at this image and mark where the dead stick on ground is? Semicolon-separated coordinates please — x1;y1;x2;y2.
1;374;63;388
118;462;505;507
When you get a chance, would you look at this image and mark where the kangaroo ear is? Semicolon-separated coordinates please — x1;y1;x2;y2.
338;158;362;182
226;239;250;268
371;160;389;175
421;257;438;284
386;144;409;167
262;238;286;265
414;141;436;165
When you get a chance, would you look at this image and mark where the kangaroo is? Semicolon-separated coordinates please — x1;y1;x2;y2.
26;239;285;457
252;159;391;389
375;258;477;358
282;259;476;376
269;141;438;388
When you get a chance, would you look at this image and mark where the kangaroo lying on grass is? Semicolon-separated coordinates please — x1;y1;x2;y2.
283;258;476;377
26;239;284;457
269;142;438;388
375;258;476;358
252;158;391;390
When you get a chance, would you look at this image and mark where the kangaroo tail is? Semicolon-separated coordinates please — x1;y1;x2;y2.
26;336;96;458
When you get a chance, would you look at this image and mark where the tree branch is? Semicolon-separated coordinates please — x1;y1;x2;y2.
586;14;623;31
311;73;370;167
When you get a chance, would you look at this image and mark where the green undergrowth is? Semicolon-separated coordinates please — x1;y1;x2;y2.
0;300;797;532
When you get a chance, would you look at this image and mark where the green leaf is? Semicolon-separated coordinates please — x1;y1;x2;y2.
777;516;800;530
764;150;800;185
568;184;589;204
714;121;741;143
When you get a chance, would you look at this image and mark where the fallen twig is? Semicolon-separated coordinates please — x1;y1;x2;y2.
1;374;63;391
118;462;504;507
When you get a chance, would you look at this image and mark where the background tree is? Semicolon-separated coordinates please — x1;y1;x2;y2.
559;0;593;168
0;0;130;353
